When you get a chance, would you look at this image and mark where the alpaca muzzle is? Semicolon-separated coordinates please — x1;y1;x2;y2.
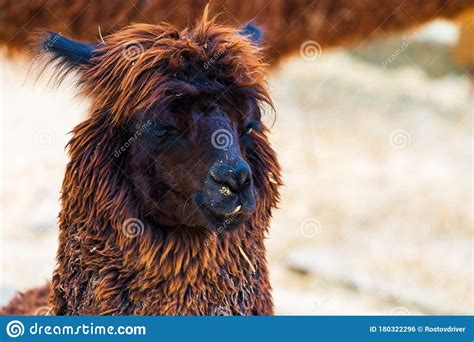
209;159;252;195
197;158;256;230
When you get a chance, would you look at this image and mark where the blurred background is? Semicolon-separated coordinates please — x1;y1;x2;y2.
1;14;473;314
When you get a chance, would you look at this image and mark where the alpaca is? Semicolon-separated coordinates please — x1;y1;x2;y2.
453;8;474;89
0;284;51;315
1;0;472;63
1;11;282;316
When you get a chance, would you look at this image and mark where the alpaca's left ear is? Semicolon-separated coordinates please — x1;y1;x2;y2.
32;31;99;76
239;22;263;46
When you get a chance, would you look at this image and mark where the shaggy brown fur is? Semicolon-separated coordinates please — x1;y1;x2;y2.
1;0;473;62
2;11;282;315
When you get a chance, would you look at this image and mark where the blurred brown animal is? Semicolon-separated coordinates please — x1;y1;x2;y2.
453;8;474;90
1;0;473;62
0;285;50;315
1;10;282;315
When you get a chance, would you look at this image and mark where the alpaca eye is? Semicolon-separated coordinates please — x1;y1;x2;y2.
153;128;169;138
152;126;179;139
242;122;260;136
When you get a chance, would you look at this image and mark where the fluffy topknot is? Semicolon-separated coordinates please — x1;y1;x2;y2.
33;11;270;125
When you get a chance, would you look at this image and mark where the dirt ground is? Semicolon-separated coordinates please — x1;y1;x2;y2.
1;21;472;315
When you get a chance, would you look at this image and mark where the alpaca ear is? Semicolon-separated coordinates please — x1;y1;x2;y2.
239;22;263;45
32;31;98;76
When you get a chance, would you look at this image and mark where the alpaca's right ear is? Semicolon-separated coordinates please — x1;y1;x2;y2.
31;31;98;77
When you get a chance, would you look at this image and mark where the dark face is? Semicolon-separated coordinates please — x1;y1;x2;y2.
128;95;261;232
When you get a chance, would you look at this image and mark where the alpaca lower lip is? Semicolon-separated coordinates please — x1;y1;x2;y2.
203;204;246;229
212;209;244;221
210;203;246;220
195;194;249;230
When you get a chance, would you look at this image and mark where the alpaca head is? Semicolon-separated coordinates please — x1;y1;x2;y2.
34;14;280;234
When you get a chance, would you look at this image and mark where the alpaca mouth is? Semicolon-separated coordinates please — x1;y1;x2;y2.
212;205;244;220
204;205;247;231
195;194;248;231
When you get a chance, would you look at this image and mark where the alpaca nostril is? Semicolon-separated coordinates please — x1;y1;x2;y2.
234;161;251;191
210;160;252;194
